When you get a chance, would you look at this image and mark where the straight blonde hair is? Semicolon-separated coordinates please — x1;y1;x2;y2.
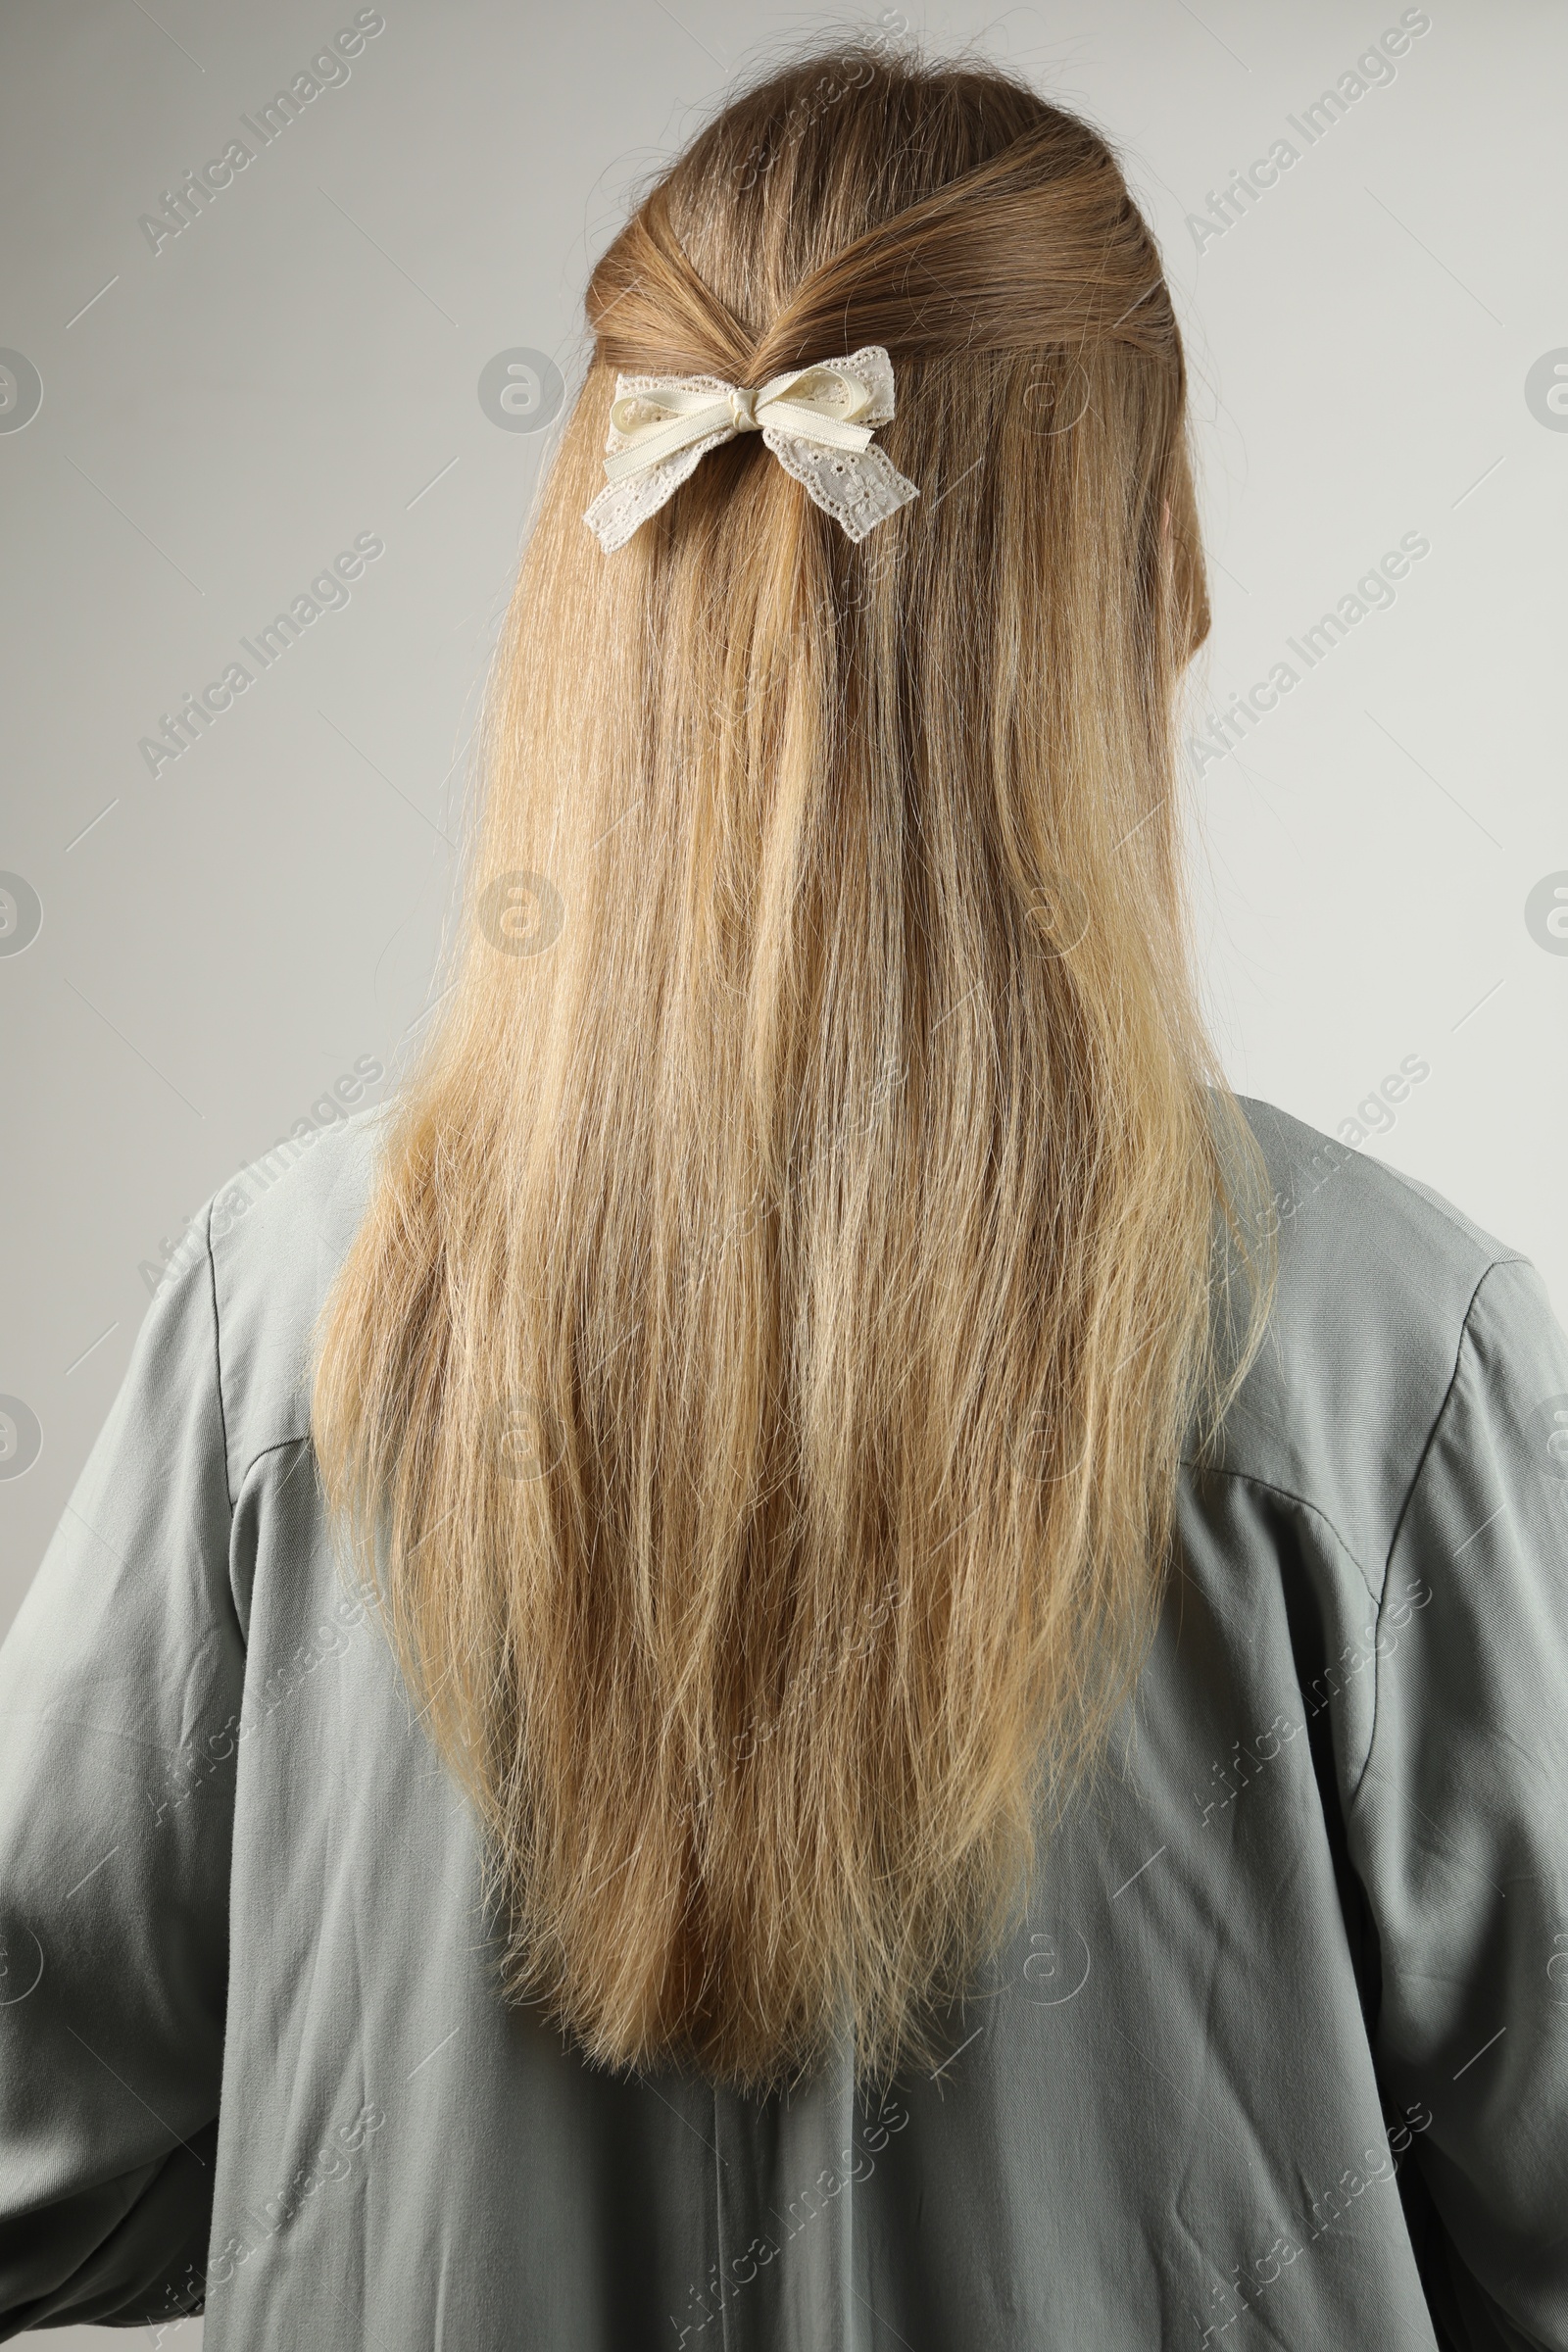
311;43;1276;2095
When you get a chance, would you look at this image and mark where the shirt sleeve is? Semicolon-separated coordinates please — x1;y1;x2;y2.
0;1203;240;2337
1348;1251;1568;2352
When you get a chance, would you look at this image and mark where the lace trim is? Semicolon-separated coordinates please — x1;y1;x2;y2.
583;347;918;553
761;430;918;544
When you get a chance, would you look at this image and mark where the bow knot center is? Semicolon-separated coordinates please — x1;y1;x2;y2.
727;385;760;432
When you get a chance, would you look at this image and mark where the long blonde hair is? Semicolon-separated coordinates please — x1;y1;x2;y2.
312;43;1275;2095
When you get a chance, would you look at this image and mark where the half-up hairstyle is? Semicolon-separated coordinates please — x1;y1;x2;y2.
312;41;1276;2095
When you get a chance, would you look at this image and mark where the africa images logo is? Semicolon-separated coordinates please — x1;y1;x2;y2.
1184;9;1433;256
0;1397;42;1482
477;350;564;433
1524;874;1568;956
136;532;385;777
0;873;42;956
0;351;43;434
1525;350;1568;432
1529;1397;1568;1483
135;11;387;255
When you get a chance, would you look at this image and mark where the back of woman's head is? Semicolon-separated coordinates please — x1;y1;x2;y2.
312;41;1273;2095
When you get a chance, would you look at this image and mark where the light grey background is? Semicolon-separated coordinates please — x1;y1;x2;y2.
1;0;1562;2339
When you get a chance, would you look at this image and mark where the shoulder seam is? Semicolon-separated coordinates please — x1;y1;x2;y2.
1181;1456;1380;1612
1379;1254;1529;1589
235;1430;314;1494
1185;1250;1530;1808
204;1199;235;1517
204;1109;383;1506
1347;1251;1531;1811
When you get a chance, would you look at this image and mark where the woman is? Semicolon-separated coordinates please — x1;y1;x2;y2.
1;44;1563;2352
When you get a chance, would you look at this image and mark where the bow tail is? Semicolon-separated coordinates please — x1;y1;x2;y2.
582;415;920;556
583;424;734;556
761;428;919;545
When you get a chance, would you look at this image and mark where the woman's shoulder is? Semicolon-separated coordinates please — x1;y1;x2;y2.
189;1081;1556;1587
1206;1089;1542;1588
198;1101;392;1494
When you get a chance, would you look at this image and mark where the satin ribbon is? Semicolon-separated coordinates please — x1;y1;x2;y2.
600;360;879;483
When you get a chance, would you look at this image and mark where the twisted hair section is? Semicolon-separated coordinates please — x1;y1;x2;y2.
592;118;1174;375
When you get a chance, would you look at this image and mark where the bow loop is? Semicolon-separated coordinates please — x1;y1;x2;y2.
585;345;918;553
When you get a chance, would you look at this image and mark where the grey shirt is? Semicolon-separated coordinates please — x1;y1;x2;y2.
2;1096;1565;2351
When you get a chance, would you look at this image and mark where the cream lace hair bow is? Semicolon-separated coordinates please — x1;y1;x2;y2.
583;344;919;554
